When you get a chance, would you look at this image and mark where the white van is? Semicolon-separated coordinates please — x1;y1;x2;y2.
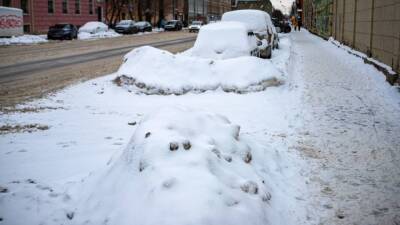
0;6;23;37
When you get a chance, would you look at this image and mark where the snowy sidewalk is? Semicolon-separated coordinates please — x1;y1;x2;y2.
290;30;400;225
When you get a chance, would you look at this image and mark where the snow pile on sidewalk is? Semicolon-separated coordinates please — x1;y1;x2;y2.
115;46;282;94
0;35;48;45
67;106;271;225
78;21;121;40
328;37;397;75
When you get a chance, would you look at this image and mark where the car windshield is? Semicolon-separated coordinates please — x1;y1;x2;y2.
118;21;132;26
53;24;69;29
192;21;202;25
135;22;147;26
166;21;177;25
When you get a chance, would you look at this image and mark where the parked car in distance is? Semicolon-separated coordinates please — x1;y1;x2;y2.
272;17;291;33
134;21;152;33
47;23;78;40
164;20;183;31
222;9;278;58
188;21;203;32
115;20;137;34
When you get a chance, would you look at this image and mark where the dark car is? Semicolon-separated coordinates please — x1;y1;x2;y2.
115;20;137;34
47;23;78;40
134;21;152;33
164;20;183;31
272;18;291;33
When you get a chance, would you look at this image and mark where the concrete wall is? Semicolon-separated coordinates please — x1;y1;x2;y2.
332;0;400;73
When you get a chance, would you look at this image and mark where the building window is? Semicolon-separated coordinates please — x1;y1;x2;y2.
2;0;11;6
21;0;29;14
75;0;80;14
23;24;30;33
62;0;68;14
88;0;93;14
48;0;54;13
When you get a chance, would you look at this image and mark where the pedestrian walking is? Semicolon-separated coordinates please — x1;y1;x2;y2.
291;16;297;31
296;15;302;31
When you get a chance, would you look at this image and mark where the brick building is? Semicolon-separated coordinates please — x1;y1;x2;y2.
107;0;231;27
0;0;105;33
231;0;273;14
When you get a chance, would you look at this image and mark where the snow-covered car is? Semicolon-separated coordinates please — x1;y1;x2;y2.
222;9;278;58
115;20;136;34
189;21;260;59
78;21;108;34
188;21;203;33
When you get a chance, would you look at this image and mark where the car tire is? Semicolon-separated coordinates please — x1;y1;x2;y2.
260;46;272;59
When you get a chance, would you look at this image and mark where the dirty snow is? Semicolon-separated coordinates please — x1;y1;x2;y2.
116;46;282;94
0;35;48;45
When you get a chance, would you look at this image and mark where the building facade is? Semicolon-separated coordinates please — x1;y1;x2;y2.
232;0;273;14
0;0;105;33
107;0;231;27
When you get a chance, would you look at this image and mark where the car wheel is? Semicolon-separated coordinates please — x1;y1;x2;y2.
260;46;272;59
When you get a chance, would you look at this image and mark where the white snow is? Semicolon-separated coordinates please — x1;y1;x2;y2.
328;37;397;75
1;30;399;225
116;45;282;94
186;21;258;59
78;30;121;40
66;106;271;225
222;9;275;35
78;21;108;34
0;35;48;45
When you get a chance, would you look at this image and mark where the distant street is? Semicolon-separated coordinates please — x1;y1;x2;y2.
0;31;196;107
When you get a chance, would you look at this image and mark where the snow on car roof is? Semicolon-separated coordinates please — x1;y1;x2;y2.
190;21;256;59
222;9;275;33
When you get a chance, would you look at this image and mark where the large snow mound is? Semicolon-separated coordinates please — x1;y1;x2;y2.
115;46;282;94
187;21;257;59
68;106;271;225
0;35;48;45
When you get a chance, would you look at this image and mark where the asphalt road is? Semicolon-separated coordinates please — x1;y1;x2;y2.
0;32;196;107
0;36;196;81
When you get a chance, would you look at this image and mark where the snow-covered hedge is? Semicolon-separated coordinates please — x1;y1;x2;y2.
69;106;271;225
115;46;282;94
